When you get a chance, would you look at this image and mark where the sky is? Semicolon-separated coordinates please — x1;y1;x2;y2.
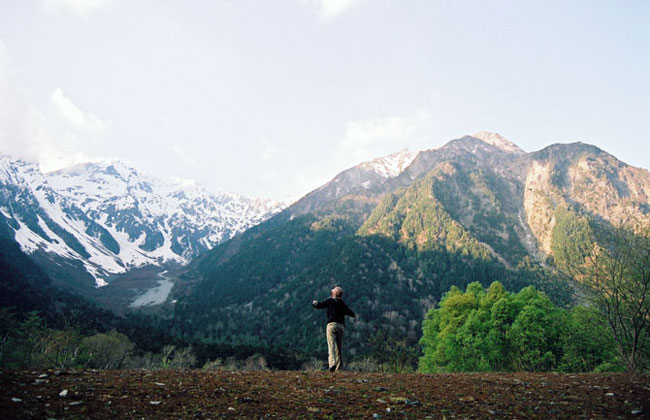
0;0;648;200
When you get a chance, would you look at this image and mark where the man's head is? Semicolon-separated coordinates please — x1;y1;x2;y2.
331;286;343;298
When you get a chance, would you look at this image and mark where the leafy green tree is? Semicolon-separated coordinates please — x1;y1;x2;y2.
419;283;482;372
485;293;518;370
450;307;491;371
419;300;443;372
419;281;618;372
560;306;620;372
507;287;567;371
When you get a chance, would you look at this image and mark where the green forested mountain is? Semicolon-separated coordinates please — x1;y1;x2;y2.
169;132;650;367
3;132;649;370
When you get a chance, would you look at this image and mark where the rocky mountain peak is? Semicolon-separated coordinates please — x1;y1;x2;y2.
358;149;416;178
471;131;525;155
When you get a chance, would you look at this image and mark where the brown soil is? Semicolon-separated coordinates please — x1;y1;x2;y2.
1;370;649;419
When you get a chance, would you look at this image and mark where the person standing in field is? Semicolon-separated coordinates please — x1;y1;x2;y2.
312;286;356;372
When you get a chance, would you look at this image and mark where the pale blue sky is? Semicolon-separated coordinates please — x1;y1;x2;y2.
0;0;648;199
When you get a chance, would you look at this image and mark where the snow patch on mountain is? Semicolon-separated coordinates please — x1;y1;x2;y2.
359;149;416;178
0;154;286;287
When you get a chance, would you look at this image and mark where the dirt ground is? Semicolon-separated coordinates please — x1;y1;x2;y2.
1;369;649;419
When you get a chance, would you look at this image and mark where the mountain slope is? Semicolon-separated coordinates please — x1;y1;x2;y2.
522;142;650;255
175;133;630;362
286;150;415;225
0;221;117;332
0;156;285;289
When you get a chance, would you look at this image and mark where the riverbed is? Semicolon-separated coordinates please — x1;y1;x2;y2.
129;271;174;307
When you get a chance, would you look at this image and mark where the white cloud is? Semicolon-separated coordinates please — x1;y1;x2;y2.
36;90;108;171
44;0;114;17
50;88;108;133
301;0;367;22
38;143;99;172
0;43;107;171
335;109;432;167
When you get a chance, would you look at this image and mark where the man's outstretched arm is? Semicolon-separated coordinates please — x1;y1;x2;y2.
312;299;327;309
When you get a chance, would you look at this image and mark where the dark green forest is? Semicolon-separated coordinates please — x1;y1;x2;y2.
168;207;574;370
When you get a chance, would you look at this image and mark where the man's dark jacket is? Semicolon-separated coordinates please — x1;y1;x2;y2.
312;298;355;325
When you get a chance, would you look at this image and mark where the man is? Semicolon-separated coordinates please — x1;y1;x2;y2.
312;286;356;372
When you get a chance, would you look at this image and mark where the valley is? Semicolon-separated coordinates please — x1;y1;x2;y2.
1;4;646;418
129;271;175;308
1;132;649;371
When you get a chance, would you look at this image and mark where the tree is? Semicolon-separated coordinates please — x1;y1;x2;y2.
420;282;514;372
560;306;620;372
158;345;197;369
507;288;567;371
552;213;650;371
419;284;480;372
81;331;135;369
418;281;616;373
367;328;419;372
0;307;17;366
40;328;82;369
16;312;47;368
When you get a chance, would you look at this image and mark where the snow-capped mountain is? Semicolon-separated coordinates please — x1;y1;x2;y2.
0;155;287;287
288;149;418;218
358;149;416;178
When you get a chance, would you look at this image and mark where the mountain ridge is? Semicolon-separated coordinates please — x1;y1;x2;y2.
0;154;287;289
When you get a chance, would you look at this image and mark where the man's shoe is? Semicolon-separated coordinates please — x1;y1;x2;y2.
329;366;336;372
